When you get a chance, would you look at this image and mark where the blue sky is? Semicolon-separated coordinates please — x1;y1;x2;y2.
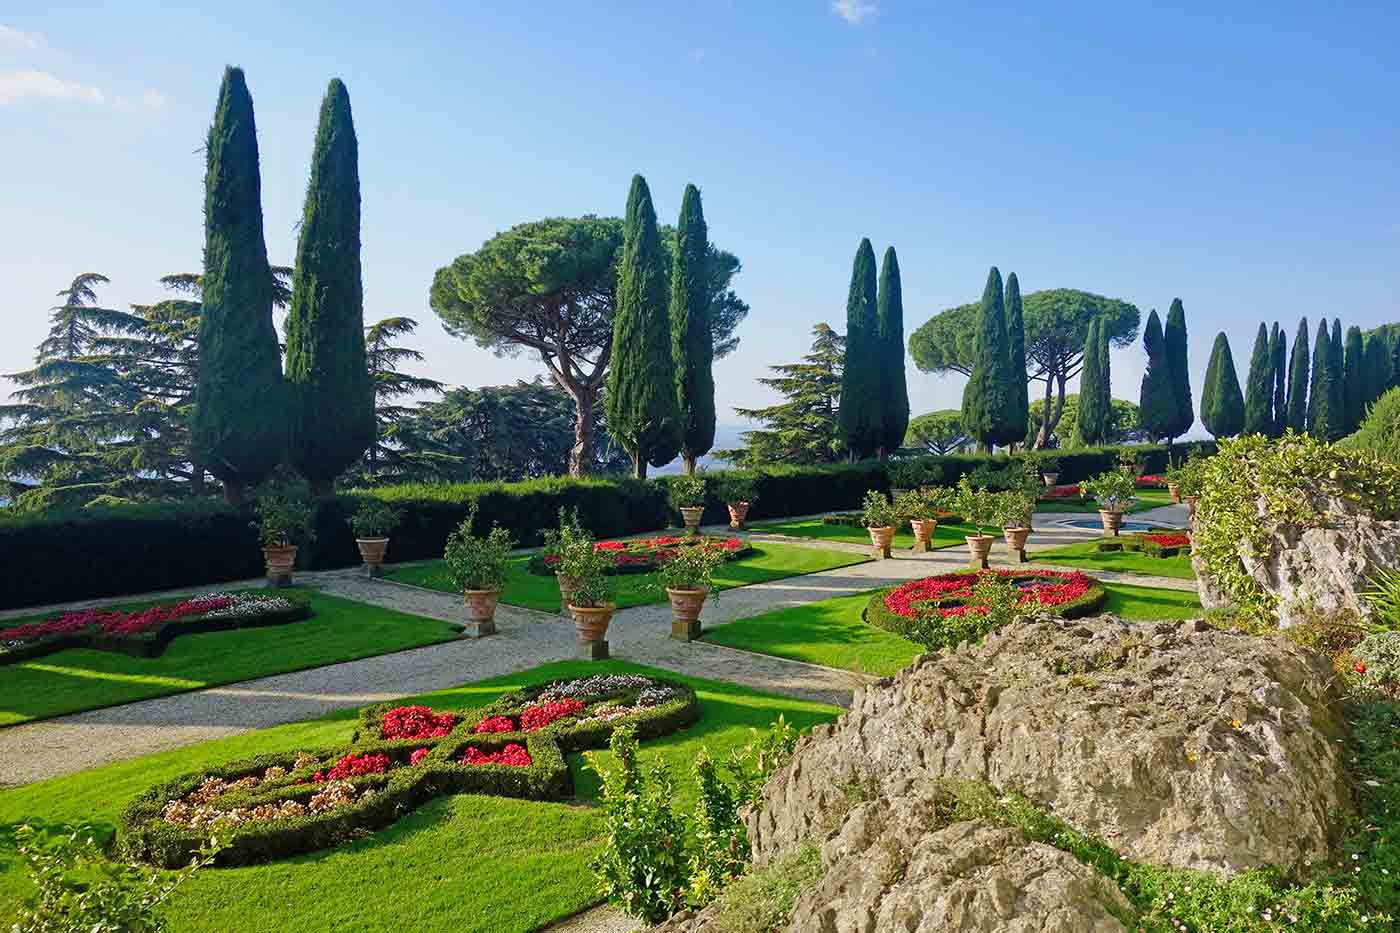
2;1;1397;442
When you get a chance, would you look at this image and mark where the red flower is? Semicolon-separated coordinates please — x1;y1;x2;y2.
381;706;458;741
313;752;390;782
1143;533;1191;548
473;715;516;734
409;748;431;765
519;698;585;731
462;743;532;767
1354;662;1368;675
0;596;234;643
883;570;1094;619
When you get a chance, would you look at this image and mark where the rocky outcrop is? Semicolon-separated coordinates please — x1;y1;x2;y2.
666;615;1354;932
1193;494;1400;628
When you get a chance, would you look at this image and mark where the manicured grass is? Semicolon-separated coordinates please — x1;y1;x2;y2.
0;591;462;728
0;660;839;932
702;581;1203;675
383;541;869;613
1033;488;1175;514
747;517;978;551
1029;538;1197;579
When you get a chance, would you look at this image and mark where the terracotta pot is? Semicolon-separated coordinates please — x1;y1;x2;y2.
462;588;500;622
556;574;581;616
666;587;707;641
680;506;705;534
263;544;298;586
1099;509;1125;537
1042;472;1059;487
965;534;994;569
568;603;616;642
727;501;750;529
909;518;938;552
1167;483;1181;504
1004;526;1031;551
1185;495;1199;519
868;525;895;559
355;537;389;572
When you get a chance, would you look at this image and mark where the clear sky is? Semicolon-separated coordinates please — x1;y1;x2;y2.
3;1;1397;443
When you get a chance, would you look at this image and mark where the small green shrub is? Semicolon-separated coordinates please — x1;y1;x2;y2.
705;845;823;933
655;540;729;592
669;474;709;510
686;749;748;908
713;473;759;506
1080;470;1137;513
347;499;401;538
954;478;1003;535
442;506;513;591
860;490;897;529
1353;633;1400;696
550;516;612;608
251;495;316;548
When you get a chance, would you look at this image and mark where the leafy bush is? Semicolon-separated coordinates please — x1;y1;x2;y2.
702;845;823;933
656;541;729;592
860;490;897;529
551;516;612;609
1080;470;1137;512
713;472;759;506
251;495;316;548
1353;633;1400;696
442;506;513;591
686;749;747;908
1342;386;1400;462
887;457;941;489
954;478;1003;536
347;499;401;538
668;474;709;511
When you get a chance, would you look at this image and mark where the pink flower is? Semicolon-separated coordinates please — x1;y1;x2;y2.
313;752;390;782
409;748;430;766
462;743;532;767
520;698;585;731
381;706;458;741
473;715;516;734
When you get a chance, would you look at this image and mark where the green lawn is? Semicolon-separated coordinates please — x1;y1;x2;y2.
747;517;978;551
1029;538;1197;579
1033;487;1176;514
0;660;839;932
0;591;462;728
383;541;869;613
702;581;1203;676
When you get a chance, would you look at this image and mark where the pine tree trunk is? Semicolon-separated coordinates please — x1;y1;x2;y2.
565;382;598;478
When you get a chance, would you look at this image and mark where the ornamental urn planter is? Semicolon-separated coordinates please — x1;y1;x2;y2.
568;603;616;660
1099;509;1125;537
263;545;298;587
679;506;705;535
355;537;389;577
461;588;500;638
727;501;750;529
1167;483;1181;504
909;518;938;553
556;574;581;617
965;534;995;570
1003;526;1031;563
868;525;896;559
1042;472;1060;487
666;587;707;641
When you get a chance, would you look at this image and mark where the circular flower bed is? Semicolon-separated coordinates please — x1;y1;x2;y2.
120;674;699;868
865;568;1107;639
527;534;752;576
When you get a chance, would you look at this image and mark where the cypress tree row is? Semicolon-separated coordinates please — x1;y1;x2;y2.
1138;309;1178;441
1307;323;1335;439
285;79;375;497
605;174;681;478
875;246;910;458
1364;334;1391;411
1268;322;1287;437
192;66;286;506
1073;318;1107;446
1286;318;1310;433
960;267;1014;453
669;183;715;475
1163;298;1193;442
1200;332;1244;438
1328;318;1345;435
1242;322;1274;436
1343;325;1364;434
838;239;882;459
1002;272;1030;449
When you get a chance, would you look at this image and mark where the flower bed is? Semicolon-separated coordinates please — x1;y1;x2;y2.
1096;532;1192;557
1135;474;1166;488
119;674;699;868
864;569;1107;639
0;591;313;665
527;535;752;576
1040;484;1085;500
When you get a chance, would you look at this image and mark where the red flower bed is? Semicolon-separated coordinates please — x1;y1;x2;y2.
314;752;390;782
537;535;746;573
473;715;516;734
1042;484;1083;499
884;569;1095;619
520;698;586;732
380;706;458;741
462;743;532;767
1136;474;1165;487
1143;533;1191;548
0;596;234;643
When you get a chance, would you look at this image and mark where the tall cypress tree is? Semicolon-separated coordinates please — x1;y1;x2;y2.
192;66;285;506
1163;298;1193;442
670;184;714;475
1329;318;1345;435
1138;309;1178;441
605;174;681;478
1307;324;1333;438
960;267;1013;453
1364;333;1391;411
1286;318;1310;433
1268;322;1286;437
876;246;910;458
284;79;374;497
1001;272;1030;450
1242;323;1274;436
1343;325;1364;435
1073;319;1107;446
838;239;882;459
1201;332;1244;438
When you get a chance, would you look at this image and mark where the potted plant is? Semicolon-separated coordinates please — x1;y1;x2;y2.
669;474;709;535
443;505;514;637
555;520;615;659
714;473;759;529
861;490;898;559
1038;455;1061;487
898;487;948;552
999;490;1035;562
656;540;728;641
887;460;928;498
1081;469;1138;536
347;499;401;576
542;507;589;615
252;495;315;587
1116;448;1144;477
1176;456;1207;520
954;478;1001;569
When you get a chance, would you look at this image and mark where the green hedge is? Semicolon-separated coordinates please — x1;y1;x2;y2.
862;569;1109;640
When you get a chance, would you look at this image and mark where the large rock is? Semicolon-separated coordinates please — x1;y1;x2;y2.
1193;493;1400;628
670;615;1353;932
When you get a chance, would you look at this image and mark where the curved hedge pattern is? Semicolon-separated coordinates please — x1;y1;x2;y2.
119;675;698;868
863;569;1107;639
525;534;754;576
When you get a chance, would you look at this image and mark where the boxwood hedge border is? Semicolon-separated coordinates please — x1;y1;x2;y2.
862;569;1108;640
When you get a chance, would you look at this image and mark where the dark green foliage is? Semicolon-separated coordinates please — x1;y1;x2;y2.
1073;319;1109;446
606;175;682;477
1329;319;1346;438
905;409;971;454
1163;298;1194;441
1138;310;1178;442
1344;325;1365;434
1308;323;1343;439
1200;332;1244;438
1341;387;1400;463
839;239;883;459
192;67;286;505
960;267;1015;452
1001;272;1030;449
1243;323;1274;436
1269;322;1287;437
285;79;374;495
1364;333;1393;413
877;247;911;456
670;184;715;475
1287;318;1310;432
357;317;445;481
723;324;845;466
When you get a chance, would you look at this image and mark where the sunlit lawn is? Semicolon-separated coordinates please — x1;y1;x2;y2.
1033;487;1176;514
746;517;978;551
1029;538;1197;579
